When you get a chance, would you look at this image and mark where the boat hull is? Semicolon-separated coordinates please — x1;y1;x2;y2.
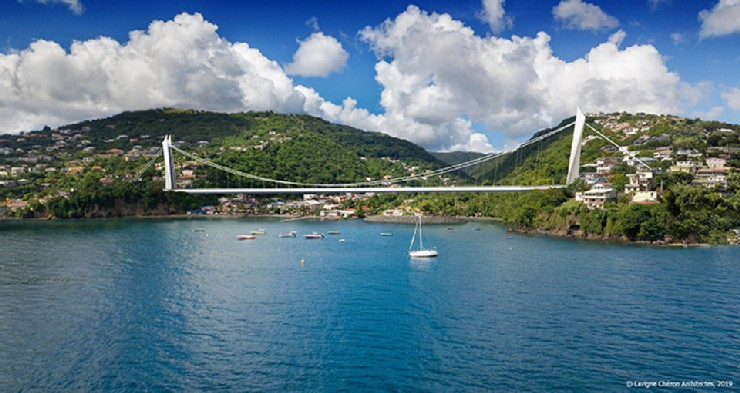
409;250;438;258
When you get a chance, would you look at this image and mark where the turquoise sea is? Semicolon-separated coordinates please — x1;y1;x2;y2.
1;218;738;391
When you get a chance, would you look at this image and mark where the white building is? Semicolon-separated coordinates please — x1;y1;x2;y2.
706;157;727;168
624;171;654;194
575;184;617;210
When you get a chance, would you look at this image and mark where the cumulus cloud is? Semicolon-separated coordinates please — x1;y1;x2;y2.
699;0;740;38
0;9;701;152
553;0;619;31
284;32;349;78
0;13;306;133
0;11;490;151
358;5;697;149
480;0;512;33
722;87;740;110
29;0;84;14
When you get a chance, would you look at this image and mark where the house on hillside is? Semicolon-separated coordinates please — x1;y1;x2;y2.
575;184;617;210
692;167;730;190
65;166;85;175
653;147;673;161
624;171;654;194
676;148;702;158
5;199;28;211
706;157;727;168
670;161;698;174
631;191;659;204
596;157;621;174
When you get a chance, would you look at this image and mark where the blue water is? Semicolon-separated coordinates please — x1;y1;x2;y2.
0;218;738;391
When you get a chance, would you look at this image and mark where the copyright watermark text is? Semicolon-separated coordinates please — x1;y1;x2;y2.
625;380;734;389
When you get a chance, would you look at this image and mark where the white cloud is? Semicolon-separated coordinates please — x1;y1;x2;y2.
692;106;725;120
306;16;320;32
30;0;83;15
359;5;698;148
722;87;740;110
670;32;685;45
0;13;306;133
647;0;672;12
480;0;512;33
0;9;703;153
553;0;619;31
608;29;626;46
285;32;349;78
699;0;740;38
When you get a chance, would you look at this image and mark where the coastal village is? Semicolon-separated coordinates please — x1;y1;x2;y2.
574;113;737;209
1;112;738;229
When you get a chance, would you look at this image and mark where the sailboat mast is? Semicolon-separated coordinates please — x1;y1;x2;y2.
418;215;423;250
409;217;418;251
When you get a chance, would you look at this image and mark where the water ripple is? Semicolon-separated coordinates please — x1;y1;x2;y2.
0;219;738;391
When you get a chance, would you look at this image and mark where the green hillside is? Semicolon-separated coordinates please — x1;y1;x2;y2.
2;109;738;244
405;112;740;244
480;117;578;185
0;109;450;218
53;109;447;186
432;151;485;165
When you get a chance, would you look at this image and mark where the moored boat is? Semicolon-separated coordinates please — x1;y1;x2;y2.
409;214;438;258
237;235;256;240
279;231;297;238
304;232;324;239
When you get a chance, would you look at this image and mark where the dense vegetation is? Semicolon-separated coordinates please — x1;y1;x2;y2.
33;181;216;219
1;109;447;218
2;109;738;244
398;113;740;244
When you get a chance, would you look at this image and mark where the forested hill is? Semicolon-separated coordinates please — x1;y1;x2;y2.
67;109;449;185
76;109;443;164
430;117;579;184
441;113;740;186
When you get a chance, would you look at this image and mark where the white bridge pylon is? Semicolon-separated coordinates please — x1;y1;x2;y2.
161;108;586;195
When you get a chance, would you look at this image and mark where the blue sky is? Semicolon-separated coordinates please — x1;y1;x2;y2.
1;0;739;151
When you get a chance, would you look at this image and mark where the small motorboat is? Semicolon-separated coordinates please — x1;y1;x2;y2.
237;235;256;240
279;231;297;238
380;232;393;236
327;230;341;235
250;230;266;235
304;232;324;239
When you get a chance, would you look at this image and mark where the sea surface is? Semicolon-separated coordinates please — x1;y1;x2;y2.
1;218;738;391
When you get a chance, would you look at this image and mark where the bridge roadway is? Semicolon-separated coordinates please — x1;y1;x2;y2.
172;185;566;195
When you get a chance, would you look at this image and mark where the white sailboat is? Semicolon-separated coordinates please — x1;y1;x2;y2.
408;214;438;258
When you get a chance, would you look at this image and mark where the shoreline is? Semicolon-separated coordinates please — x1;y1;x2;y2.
2;212;728;247
510;227;718;248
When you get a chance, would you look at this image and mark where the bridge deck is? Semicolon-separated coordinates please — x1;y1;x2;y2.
172;185;566;194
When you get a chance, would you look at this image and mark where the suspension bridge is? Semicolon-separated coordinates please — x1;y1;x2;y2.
152;108;590;195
